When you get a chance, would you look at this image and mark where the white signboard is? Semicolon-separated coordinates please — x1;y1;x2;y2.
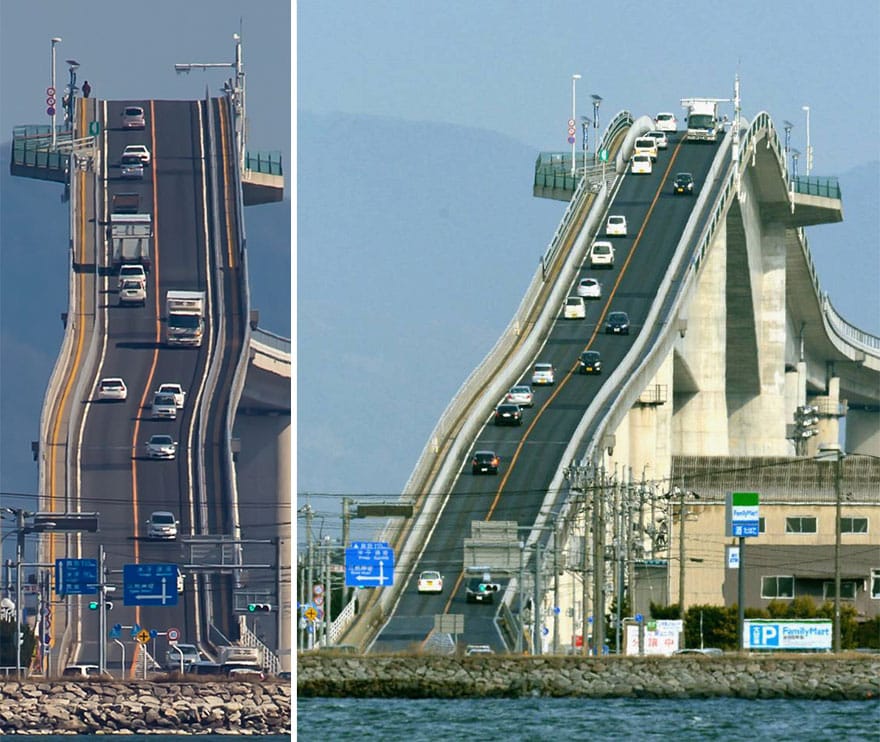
744;620;832;650
624;621;682;656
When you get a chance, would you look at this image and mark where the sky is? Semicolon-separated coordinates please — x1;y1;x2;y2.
1;1;878;550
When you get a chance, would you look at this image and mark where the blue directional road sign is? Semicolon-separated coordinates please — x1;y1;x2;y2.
345;541;395;588
55;558;98;596
123;563;179;607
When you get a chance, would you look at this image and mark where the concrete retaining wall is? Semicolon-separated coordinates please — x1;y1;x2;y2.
0;680;291;734
298;655;879;701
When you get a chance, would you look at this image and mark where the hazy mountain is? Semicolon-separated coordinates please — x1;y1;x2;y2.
297;111;566;502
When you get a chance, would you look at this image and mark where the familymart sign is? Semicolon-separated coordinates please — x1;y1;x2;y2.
726;491;760;537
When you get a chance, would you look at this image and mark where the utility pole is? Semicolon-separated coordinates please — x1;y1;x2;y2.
678;486;686;620
552;525;560;654
592;467;606;654
534;540;542;655
304;505;314;649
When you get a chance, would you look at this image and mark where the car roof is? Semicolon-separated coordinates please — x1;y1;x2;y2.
100;377;124;384
420;570;441;577
609;311;628;319
580;277;598;284
566;296;584;303
581;350;600;357
150;434;173;442
676;172;693;178
534;362;552;369
474;450;496;457
510;385;531;391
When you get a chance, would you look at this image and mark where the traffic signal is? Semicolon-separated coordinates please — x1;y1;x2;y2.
89;601;113;611
247;603;272;613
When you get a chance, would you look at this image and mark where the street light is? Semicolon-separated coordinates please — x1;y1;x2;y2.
815;444;845;653
50;37;62;149
782;120;793;164
570;74;581;177
802;105;812;176
790;149;800;180
591;94;603;162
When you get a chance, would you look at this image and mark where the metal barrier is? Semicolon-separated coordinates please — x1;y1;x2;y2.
792;175;841;199
245;150;283;176
251;327;291;354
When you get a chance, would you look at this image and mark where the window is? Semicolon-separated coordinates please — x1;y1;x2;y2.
758;517;765;534
872;570;880;600
761;575;795;599
823;581;858;601
785;516;817;534
840;517;868;534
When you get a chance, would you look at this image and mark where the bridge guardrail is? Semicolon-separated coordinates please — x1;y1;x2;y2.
368;124;630;641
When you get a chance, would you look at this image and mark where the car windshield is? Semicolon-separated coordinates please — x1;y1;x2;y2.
154;396;175;405
125;107;142;116
566;297;581;305
582;352;599;361
153;513;175;524
511;386;529;394
421;571;440;580
475;452;495;462
610;313;627;322
102;380;121;388
151;436;173;445
121;155;142;165
535;364;551;372
594;245;610;253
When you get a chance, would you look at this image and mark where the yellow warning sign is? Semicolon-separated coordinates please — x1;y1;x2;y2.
136;628;151;645
304;606;317;622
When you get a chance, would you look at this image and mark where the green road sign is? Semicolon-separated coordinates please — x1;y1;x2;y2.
599;148;608;162
88;121;100;136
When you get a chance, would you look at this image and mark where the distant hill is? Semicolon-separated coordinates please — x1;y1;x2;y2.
297;111;566;498
804;161;880;334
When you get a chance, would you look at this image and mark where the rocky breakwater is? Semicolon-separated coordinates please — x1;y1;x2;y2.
0;679;291;734
298;654;880;701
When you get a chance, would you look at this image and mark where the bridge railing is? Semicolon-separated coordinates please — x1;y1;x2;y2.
245;150;283;176
251;327;291;354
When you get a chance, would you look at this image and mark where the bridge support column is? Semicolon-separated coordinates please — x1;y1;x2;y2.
845;407;880;456
728;219;788;455
674;221;728;455
809;376;844;455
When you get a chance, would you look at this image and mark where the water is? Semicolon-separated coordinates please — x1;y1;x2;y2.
297;697;879;741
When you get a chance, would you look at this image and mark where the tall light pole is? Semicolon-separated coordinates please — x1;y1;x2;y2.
791;149;800;180
50;37;62;148
591;94;603;162
802;105;812;175
570;74;581;177
816;445;845;652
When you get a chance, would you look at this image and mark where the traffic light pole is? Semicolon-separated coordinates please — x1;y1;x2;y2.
98;545;106;675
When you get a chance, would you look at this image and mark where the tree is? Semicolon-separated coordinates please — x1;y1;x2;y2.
0;618;37;671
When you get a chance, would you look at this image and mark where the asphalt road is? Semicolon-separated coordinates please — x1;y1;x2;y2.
371;133;721;653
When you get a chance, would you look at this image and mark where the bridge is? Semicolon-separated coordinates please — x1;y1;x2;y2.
333;97;879;654
9;48;290;677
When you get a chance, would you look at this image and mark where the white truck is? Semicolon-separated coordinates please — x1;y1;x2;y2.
110;213;152;271
166;290;206;347
680;98;726;143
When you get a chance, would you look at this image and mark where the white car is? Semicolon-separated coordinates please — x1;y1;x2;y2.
122;144;151;165
157;383;186;408
119;278;146;306
645;130;668;149
121;106;146;130
563;296;586;319
633;136;659;161
417;570;443;594
631;154;653;174
654;112;678;133
151;392;178;420
97;377;127;401
118;263;146;290
146;510;179;539
145;434;177;459
605;215;627;236
531;363;555;386
577;277;602;300
590;241;615;268
505;385;534;408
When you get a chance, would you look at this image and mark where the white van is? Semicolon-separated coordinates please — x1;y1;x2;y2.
634;136;659;161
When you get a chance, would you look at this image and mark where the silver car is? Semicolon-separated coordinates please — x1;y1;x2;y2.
146;510;178;539
145;434;177;459
121;105;145;129
531;363;555;386
120;153;144;179
505;385;534;408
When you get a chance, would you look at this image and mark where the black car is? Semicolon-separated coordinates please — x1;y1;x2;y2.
465;577;499;604
605;311;630;335
493;403;523;426
471;450;500;475
578;350;602;374
673;172;694;195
